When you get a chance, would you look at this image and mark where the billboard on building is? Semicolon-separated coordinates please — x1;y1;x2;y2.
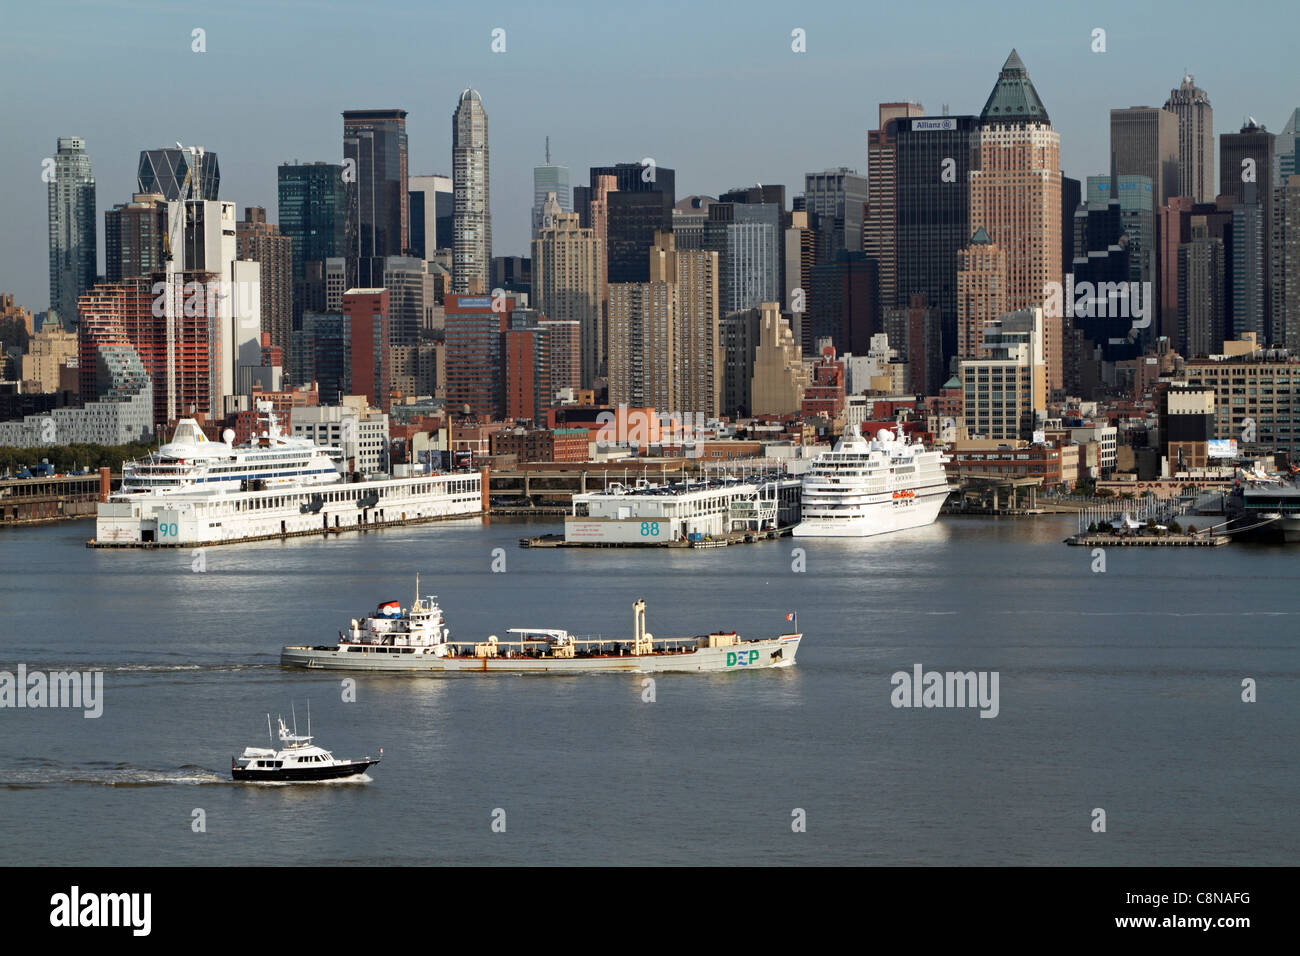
1207;439;1237;459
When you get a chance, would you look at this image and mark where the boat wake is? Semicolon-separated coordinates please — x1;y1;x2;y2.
0;762;227;789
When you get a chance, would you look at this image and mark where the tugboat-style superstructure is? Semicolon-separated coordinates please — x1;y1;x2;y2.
232;712;380;783
281;578;801;674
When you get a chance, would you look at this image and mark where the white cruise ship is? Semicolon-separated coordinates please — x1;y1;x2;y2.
791;424;953;538
93;403;482;547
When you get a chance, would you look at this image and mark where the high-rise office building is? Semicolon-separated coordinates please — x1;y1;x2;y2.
959;308;1047;441
590;163;675;285
1157;196;1232;343
750;303;806;416
381;256;434;348
1087;175;1155;288
1221;120;1277;339
884;294;944;397
608;232;719;416
532;143;571;238
1163;74;1214;203
343;109;409;288
48;137;97;325
703;200;782;315
1178;217;1227;357
652;232;721;417
408;174;453;259
1272;175;1300;347
956;227;1007;362
444;292;511;419
1232;197;1266;340
969;50;1063;392
137;145;219;201
808;251;879;358
452;90;492;294
278;162;347;326
804;168;867;259
1110;107;1181;206
1276;109;1299;184
1061;175;1081;273
866;102;925;311
104;193;166;283
342;288;390;412
78;271;216;426
236;207;293;374
896;114;978;372
532;212;602;387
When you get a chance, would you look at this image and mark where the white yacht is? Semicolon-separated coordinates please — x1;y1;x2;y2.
792;424;953;537
117;411;340;496
94;402;482;547
232;714;380;783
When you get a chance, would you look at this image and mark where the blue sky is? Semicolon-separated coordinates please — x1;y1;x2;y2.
2;0;1296;313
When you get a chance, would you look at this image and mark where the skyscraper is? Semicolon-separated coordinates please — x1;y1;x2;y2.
532;141;571;237
1273;175;1300;347
408;174;453;259
236;207;293;373
804;168;867;259
532;211;602;387
1221;120;1277;340
808;251;880;358
452;90;492;294
969;50;1063;392
895;114;978;371
1178;217;1226;356
343;109;410;288
104;193;166;283
608;232;719;416
865;102;925;312
1110;107;1180;206
137;145;219;201
1163;74;1214;203
48;137;97;325
956;227;1007;362
278;162;347;326
590;163;676;284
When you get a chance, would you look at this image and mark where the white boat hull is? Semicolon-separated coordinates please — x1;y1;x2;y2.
792;487;950;538
281;636;801;674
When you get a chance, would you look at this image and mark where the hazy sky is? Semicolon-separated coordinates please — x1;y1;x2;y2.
2;0;1296;313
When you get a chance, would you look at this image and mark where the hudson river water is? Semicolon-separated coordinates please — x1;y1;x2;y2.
1;514;1297;865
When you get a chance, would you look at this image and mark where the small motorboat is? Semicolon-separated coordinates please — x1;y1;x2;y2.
232;710;380;783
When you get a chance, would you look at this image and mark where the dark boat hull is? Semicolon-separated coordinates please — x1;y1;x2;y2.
231;759;378;782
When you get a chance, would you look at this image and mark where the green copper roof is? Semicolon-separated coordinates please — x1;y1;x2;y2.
970;226;992;244
943;376;961;389
980;49;1050;125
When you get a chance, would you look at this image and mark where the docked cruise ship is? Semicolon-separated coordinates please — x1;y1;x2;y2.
792;424;953;537
92;403;483;547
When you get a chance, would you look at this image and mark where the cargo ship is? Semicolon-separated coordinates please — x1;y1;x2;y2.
282;584;801;674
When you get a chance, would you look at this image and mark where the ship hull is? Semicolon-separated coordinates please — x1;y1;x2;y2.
232;759;377;782
792;487;950;538
281;636;800;673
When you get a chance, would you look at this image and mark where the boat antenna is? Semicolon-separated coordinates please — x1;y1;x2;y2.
267;713;272;748
292;702;298;738
307;699;311;739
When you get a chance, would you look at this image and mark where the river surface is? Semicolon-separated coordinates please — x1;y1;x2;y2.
1;514;1296;865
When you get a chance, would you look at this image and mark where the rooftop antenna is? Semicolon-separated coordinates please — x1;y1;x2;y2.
545;136;550;166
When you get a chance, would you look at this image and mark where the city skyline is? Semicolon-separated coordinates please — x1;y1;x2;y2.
2;0;1296;312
